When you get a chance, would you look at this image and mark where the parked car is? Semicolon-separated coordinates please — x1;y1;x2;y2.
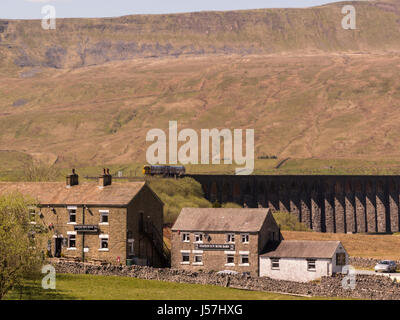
374;260;397;273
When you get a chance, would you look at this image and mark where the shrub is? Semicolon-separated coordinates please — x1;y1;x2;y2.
222;202;242;208
22;162;60;182
0;193;48;299
149;178;212;225
273;211;311;232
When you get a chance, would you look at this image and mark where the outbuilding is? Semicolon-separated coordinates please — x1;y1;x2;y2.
260;240;348;282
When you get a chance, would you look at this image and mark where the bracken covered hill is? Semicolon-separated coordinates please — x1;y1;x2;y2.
1;0;400;171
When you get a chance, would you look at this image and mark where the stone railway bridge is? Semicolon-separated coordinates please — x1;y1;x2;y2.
187;175;400;234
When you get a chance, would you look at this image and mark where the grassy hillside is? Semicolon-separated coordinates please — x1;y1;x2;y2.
1;1;400;70
3;53;400;170
1;1;400;172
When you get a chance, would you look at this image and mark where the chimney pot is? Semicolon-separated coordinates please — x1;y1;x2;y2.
67;169;79;187
99;168;112;187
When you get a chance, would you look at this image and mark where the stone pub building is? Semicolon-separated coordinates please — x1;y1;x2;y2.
171;208;282;276
0;170;166;267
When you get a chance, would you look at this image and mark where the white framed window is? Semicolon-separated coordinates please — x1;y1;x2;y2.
240;254;249;266
226;254;235;266
241;233;249;244
226;233;235;243
67;232;76;250
67;206;77;224
29;208;36;224
99;234;109;251
307;259;316;271
193;255;203;266
99;210;109;224
182;232;190;242
181;251;190;264
194;233;203;243
271;258;280;270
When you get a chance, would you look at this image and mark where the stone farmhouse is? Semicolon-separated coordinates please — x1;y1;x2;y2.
260;240;349;282
0;170;167;267
171;208;282;276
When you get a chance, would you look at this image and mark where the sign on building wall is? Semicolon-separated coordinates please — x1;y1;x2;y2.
195;244;235;250
74;225;99;233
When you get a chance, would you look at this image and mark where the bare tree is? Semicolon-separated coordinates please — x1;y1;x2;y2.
22;162;60;182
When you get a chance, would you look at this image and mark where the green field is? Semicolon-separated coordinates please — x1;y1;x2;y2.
4;274;338;300
4;157;400;183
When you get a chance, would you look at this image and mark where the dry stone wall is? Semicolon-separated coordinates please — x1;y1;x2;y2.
53;261;400;300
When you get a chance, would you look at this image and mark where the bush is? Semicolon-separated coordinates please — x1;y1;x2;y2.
273;211;311;232
22;162;60;182
221;202;242;208
0;193;48;299
149;178;212;225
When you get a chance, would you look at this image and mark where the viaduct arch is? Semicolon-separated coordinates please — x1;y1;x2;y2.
188;175;400;234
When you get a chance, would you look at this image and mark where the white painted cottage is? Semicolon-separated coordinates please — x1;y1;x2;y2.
259;240;348;282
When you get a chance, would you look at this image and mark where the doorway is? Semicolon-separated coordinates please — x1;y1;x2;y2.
55;237;63;258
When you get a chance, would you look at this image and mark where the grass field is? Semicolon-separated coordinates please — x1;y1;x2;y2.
5;157;400;183
282;231;400;260
4;274;335;300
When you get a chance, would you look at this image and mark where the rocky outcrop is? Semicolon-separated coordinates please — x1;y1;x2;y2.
3;1;400;69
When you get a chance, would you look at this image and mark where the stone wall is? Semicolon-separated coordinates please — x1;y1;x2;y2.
349;257;400;269
53;261;400;300
189;175;400;234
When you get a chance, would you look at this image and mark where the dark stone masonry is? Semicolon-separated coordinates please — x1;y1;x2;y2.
188;175;400;233
53;261;400;300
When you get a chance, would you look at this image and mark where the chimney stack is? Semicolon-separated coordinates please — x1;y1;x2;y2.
99;168;112;187
66;169;79;187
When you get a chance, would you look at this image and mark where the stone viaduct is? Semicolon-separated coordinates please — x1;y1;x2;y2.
187;175;400;234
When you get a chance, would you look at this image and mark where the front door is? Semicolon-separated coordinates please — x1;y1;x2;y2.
55;238;62;258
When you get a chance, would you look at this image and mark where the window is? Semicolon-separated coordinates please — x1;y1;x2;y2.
68;208;77;223
182;232;190;242
128;239;134;255
194;233;203;243
271;258;280;270
307;259;316;271
181;252;190;263
226;254;235;265
240;255;249;265
101;238;108;249
336;253;346;266
29;208;36;224
68;234;76;248
194;255;203;264
241;233;249;243
226;233;235;243
99;235;109;251
28;231;36;247
100;210;109;224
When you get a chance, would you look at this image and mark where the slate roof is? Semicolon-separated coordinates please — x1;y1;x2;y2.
171;208;270;232
0;182;147;206
261;240;343;259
